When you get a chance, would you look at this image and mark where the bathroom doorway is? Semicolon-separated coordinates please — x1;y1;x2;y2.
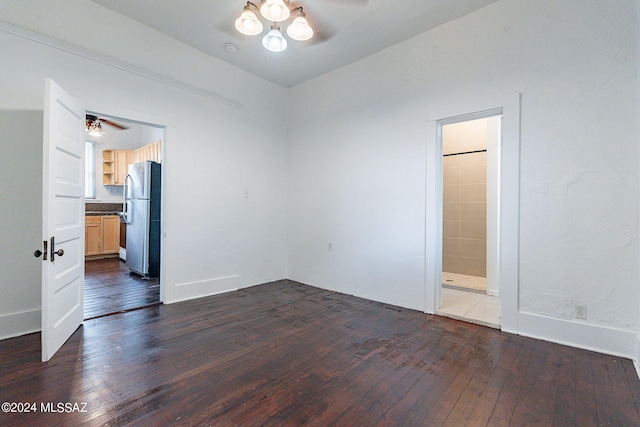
436;114;501;328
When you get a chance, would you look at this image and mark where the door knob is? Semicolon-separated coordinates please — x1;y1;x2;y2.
34;240;48;260
50;237;64;262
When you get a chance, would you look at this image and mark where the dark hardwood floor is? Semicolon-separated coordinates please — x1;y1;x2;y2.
84;258;160;320
2;280;639;426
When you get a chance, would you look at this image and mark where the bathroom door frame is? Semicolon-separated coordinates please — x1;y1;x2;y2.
425;94;521;333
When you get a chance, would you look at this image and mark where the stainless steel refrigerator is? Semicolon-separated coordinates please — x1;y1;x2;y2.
123;161;161;277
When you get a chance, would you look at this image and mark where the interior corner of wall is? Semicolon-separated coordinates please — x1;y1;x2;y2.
0;308;41;341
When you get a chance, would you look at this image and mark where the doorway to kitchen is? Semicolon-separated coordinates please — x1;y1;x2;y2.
83;112;164;320
435;113;501;328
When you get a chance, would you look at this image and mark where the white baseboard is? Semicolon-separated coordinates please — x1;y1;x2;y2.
634;332;640;380
170;275;240;303
0;309;41;340
119;247;126;260
503;311;636;359
486;289;500;297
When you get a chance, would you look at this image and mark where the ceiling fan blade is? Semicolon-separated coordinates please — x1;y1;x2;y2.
98;117;129;130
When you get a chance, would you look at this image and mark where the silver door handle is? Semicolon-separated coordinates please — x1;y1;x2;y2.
122;174;132;224
50;236;64;262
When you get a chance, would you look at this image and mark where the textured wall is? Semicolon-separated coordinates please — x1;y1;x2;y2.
288;0;639;330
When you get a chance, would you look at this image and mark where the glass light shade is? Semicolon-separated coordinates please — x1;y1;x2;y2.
286;15;313;41
87;123;104;137
235;9;263;36
260;0;290;22
262;27;287;52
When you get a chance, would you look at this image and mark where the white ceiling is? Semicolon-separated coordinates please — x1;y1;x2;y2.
90;0;499;88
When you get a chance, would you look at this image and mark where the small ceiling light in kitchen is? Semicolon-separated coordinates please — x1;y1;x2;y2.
86;118;105;137
235;1;313;52
85;114;129;137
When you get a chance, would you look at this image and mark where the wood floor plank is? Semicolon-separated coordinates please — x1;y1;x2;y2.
486;337;532;426
592;352;640;425
84;258;160;319
1;280;640;426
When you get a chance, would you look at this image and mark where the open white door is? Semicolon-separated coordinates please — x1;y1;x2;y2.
41;78;85;362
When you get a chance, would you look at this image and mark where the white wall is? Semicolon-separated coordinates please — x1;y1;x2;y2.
0;0;288;337
0;111;43;338
288;0;639;356
635;0;640;370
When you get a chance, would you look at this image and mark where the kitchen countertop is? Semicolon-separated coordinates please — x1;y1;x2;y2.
85;202;123;217
86;211;121;216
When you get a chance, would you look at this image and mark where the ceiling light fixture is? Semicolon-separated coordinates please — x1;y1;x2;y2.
287;8;313;41
235;1;313;52
86;119;105;137
262;23;287;52
235;4;263;36
260;0;290;22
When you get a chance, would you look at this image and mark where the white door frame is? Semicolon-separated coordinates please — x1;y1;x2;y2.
79;98;175;304
425;94;521;333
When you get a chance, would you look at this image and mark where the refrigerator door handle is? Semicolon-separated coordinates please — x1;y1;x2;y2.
123;173;132;224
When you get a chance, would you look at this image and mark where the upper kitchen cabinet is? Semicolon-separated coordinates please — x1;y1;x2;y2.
135;140;162;164
102;140;162;186
102;149;134;185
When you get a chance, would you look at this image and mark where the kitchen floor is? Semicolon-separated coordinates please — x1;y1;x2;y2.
436;287;501;329
84;258;160;319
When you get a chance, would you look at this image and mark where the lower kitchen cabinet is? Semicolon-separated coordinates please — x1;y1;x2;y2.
101;216;120;254
85;216;102;256
85;215;120;257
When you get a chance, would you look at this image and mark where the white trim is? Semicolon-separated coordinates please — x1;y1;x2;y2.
175;275;240;287
425;93;521;333
0;309;41;340
424;118;443;314
505;312;636;359
634;332;640;380
171;275;241;303
0;21;243;110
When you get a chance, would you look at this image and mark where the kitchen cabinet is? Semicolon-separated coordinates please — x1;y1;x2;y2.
85;215;120;258
102;149;134;185
135;140;162;164
102;216;120;254
85;216;102;256
102;150;114;185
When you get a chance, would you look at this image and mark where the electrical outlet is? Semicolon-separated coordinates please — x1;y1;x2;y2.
575;304;587;320
328;243;333;251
